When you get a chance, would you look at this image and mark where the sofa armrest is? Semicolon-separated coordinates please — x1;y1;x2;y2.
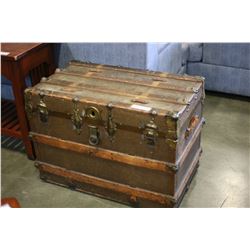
188;43;203;62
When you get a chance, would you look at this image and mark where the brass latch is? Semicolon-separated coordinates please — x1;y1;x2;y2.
71;97;83;134
38;91;48;123
88;125;100;146
105;103;117;140
142;110;158;146
85;106;101;145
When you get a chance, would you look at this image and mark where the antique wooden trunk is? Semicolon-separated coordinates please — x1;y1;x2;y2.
25;61;205;207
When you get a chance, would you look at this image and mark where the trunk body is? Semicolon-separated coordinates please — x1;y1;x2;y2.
25;61;205;207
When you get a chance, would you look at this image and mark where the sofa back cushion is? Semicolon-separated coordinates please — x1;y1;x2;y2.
203;43;250;69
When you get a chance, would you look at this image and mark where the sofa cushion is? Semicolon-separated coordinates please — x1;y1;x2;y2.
1;75;32;100
181;43;189;66
146;43;159;71
177;65;186;75
187;62;250;96
1;75;12;85
157;43;170;54
203;43;250;70
188;43;203;62
157;43;183;73
1;84;14;100
55;43;147;69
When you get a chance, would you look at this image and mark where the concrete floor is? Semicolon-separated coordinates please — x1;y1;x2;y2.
1;93;250;207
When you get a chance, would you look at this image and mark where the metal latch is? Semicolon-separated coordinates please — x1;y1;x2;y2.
88;125;100;146
105;103;117;140
71;97;83;134
38;91;48;123
85;106;101;146
142;110;158;146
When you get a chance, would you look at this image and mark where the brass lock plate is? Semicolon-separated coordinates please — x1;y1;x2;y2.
86;106;101;120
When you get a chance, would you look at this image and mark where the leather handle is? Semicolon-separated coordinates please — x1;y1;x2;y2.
185;115;199;139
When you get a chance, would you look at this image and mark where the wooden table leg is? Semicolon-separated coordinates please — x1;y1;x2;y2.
47;44;56;75
11;64;35;160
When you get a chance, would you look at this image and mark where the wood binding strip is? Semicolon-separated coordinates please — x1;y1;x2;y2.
31;119;204;174
58;70;196;94
174;147;201;200
43;79;189;106
31;132;172;173
69;61;204;83
176;118;204;168
37;161;174;205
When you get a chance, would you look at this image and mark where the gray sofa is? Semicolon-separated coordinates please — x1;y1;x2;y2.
187;43;250;97
55;43;188;73
1;43;250;100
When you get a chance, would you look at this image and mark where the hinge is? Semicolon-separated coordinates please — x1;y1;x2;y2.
142;110;158;146
37;91;48;123
71;97;83;134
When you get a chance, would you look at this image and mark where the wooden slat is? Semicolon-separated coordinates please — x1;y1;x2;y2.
11;122;20;131
37;161;174;205
5;118;19;129
31;132;174;173
1;99;21;137
1;111;17;127
1;100;11;109
69;61;204;83
54;70;196;97
58;70;195;94
1;102;15;114
36;83;184;114
1;128;22;138
44;79;188;106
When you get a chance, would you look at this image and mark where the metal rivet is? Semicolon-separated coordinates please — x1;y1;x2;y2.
172;113;179;119
39;91;45;98
107;102;113;109
151;110;157;116
72;97;79;103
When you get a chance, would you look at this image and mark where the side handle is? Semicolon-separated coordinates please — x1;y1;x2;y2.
185;115;200;139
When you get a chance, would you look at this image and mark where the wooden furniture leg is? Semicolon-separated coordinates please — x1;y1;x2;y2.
11;64;34;159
